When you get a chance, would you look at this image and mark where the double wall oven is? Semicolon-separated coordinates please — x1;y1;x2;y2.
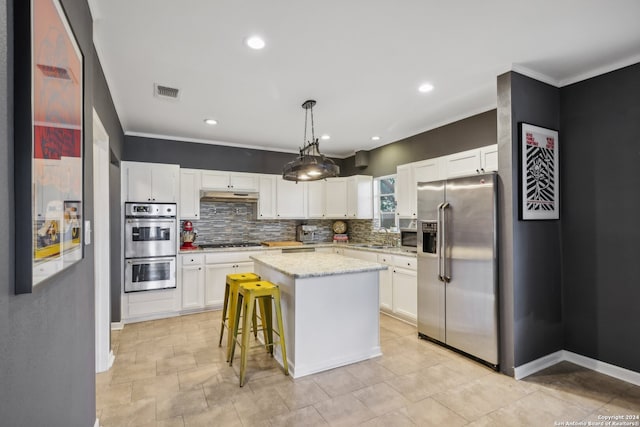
124;202;177;292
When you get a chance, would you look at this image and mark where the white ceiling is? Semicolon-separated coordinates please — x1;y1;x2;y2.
90;1;640;158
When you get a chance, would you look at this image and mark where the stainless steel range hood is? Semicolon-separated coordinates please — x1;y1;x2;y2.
199;190;259;202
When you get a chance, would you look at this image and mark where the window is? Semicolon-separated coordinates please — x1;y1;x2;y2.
373;175;398;230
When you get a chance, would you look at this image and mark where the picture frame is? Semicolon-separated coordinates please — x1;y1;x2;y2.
14;0;84;294
520;123;559;220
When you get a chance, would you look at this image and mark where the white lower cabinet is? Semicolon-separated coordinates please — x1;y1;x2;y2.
377;254;393;313
392;266;417;323
181;251;261;311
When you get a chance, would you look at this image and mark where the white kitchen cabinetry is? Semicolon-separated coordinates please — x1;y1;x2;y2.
392;255;417;323
181;254;205;310
325;178;348;218
377;254;393;313
179;169;201;219
413;158;442;184
204;263;235;307
201;171;259;192
258;174;277;219
347;175;373;219
123;161;179;202
396;164;416;218
480;145;498;172
276;179;307;218
307;180;327;218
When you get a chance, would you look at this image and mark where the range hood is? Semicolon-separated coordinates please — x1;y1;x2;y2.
200;190;259;202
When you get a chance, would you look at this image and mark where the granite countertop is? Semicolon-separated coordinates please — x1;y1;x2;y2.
250;252;388;278
178;242;417;257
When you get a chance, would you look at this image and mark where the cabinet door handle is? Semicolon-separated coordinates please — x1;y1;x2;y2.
198;267;202;270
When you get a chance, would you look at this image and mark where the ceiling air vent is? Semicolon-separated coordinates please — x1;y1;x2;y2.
153;84;180;100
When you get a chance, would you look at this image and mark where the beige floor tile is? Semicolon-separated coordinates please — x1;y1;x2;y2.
269;405;329;427
202;376;254;407
136;416;185;427
311;367;367;397
111;360;158;384
431;373;531;421
386;371;440;403
352;382;411;416
344;359;397;386
156;354;198;375
96;382;133;410
232;389;290;425
373;354;423;376
182;402;242;427
273;378;332;411
178;363;225;390
358;408;417;427
131;373;180;401
99;397;157;427
135;345;176;364
155;388;209;421
485;390;591;426
314;393;376;426
404;397;467;427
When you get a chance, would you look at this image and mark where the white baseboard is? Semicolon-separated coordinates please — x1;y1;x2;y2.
514;350;564;380
110;322;124;330
564;350;640;386
514;349;640;386
108;350;115;370
94;418;100;427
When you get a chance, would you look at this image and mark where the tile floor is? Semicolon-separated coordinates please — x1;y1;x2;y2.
97;311;640;426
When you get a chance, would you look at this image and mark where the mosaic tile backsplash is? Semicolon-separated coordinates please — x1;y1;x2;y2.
183;201;399;245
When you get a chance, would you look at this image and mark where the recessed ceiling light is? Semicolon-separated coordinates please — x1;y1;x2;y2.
204;118;218;125
245;36;265;50
371;136;380;141
418;83;434;93
320;134;331;140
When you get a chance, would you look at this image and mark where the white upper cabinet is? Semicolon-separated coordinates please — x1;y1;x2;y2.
258;174;277;219
442;145;498;178
201;171;259;192
325;178;348;218
308;180;327;218
276;179;308;218
123;161;179;202
347;175;373;219
480;145;498;172
413;158;442;184
395;164;416;218
179;169;201;219
443;148;482;178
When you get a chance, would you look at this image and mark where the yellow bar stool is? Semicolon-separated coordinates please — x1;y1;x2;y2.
229;280;288;387
219;272;260;362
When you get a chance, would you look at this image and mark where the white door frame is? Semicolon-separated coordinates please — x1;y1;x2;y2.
93;109;114;372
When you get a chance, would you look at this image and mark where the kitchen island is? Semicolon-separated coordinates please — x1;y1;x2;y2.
250;252;387;378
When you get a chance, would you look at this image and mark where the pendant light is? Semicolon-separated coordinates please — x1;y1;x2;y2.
282;100;340;182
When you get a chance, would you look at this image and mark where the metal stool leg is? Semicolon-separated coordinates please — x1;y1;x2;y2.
273;287;288;376
219;282;231;347
239;293;256;387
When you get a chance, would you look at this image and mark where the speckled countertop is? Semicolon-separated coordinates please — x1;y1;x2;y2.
250;252;388;278
180;242;417;257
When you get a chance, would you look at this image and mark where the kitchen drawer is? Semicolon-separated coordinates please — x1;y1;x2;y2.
393;255;417;270
205;250;263;264
181;254;204;265
377;254;392;265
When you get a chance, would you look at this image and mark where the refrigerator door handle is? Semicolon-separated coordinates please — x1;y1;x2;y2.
441;202;451;283
437;202;445;282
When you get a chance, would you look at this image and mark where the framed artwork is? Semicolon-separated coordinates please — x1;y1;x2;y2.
520;123;559;220
14;0;84;294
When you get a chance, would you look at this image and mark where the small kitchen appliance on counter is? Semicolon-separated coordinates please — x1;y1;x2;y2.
296;225;317;243
180;220;198;250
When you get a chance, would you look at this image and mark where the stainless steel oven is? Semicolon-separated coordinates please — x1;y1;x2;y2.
125;256;176;292
124;202;177;292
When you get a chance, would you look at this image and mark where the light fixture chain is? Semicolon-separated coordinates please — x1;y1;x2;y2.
304;106;309;146
310;104;315;142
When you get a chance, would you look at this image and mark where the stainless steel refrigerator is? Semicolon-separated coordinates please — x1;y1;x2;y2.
417;172;498;368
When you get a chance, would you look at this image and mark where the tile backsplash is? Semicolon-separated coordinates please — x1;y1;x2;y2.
183;201;398;245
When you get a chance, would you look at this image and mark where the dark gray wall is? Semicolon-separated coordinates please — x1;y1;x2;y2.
341;110;497;177
0;0;97;425
560;63;640;372
93;49;125;322
510;73;563;367
124;135;345;175
497;72;564;373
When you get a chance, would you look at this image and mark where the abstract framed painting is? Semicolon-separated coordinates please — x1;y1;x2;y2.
520;123;559;220
14;0;84;294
